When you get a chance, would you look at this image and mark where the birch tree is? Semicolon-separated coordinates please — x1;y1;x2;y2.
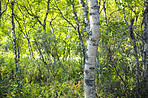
84;0;100;97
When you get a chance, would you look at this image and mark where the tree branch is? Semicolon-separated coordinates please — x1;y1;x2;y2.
0;2;9;18
71;0;85;63
43;0;50;29
23;5;43;26
79;0;90;35
120;0;129;28
54;0;76;30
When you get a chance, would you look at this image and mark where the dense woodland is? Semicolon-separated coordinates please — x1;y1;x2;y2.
0;0;148;97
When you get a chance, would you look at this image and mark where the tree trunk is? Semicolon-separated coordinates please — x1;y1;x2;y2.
84;0;100;97
79;0;90;35
71;1;86;65
11;0;18;72
143;0;148;76
0;0;1;20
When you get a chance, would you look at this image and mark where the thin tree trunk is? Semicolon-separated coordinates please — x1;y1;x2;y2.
84;0;100;97
20;4;35;58
103;0;107;25
11;0;18;72
0;0;2;81
143;1;148;95
79;0;90;35
0;0;1;21
120;0;140;76
71;1;86;65
34;38;47;66
143;0;148;76
120;0;140;95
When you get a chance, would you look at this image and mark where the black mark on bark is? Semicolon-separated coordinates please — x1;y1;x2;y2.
89;67;95;70
85;70;89;75
85;79;94;86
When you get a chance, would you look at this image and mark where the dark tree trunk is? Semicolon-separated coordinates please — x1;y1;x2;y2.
11;0;18;72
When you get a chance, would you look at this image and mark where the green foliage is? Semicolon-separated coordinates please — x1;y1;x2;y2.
0;0;148;97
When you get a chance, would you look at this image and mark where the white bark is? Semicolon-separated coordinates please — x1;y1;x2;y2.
120;0;129;28
84;0;100;97
79;0;90;35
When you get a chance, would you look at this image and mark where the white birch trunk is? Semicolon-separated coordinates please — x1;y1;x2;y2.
84;0;100;97
79;0;90;34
